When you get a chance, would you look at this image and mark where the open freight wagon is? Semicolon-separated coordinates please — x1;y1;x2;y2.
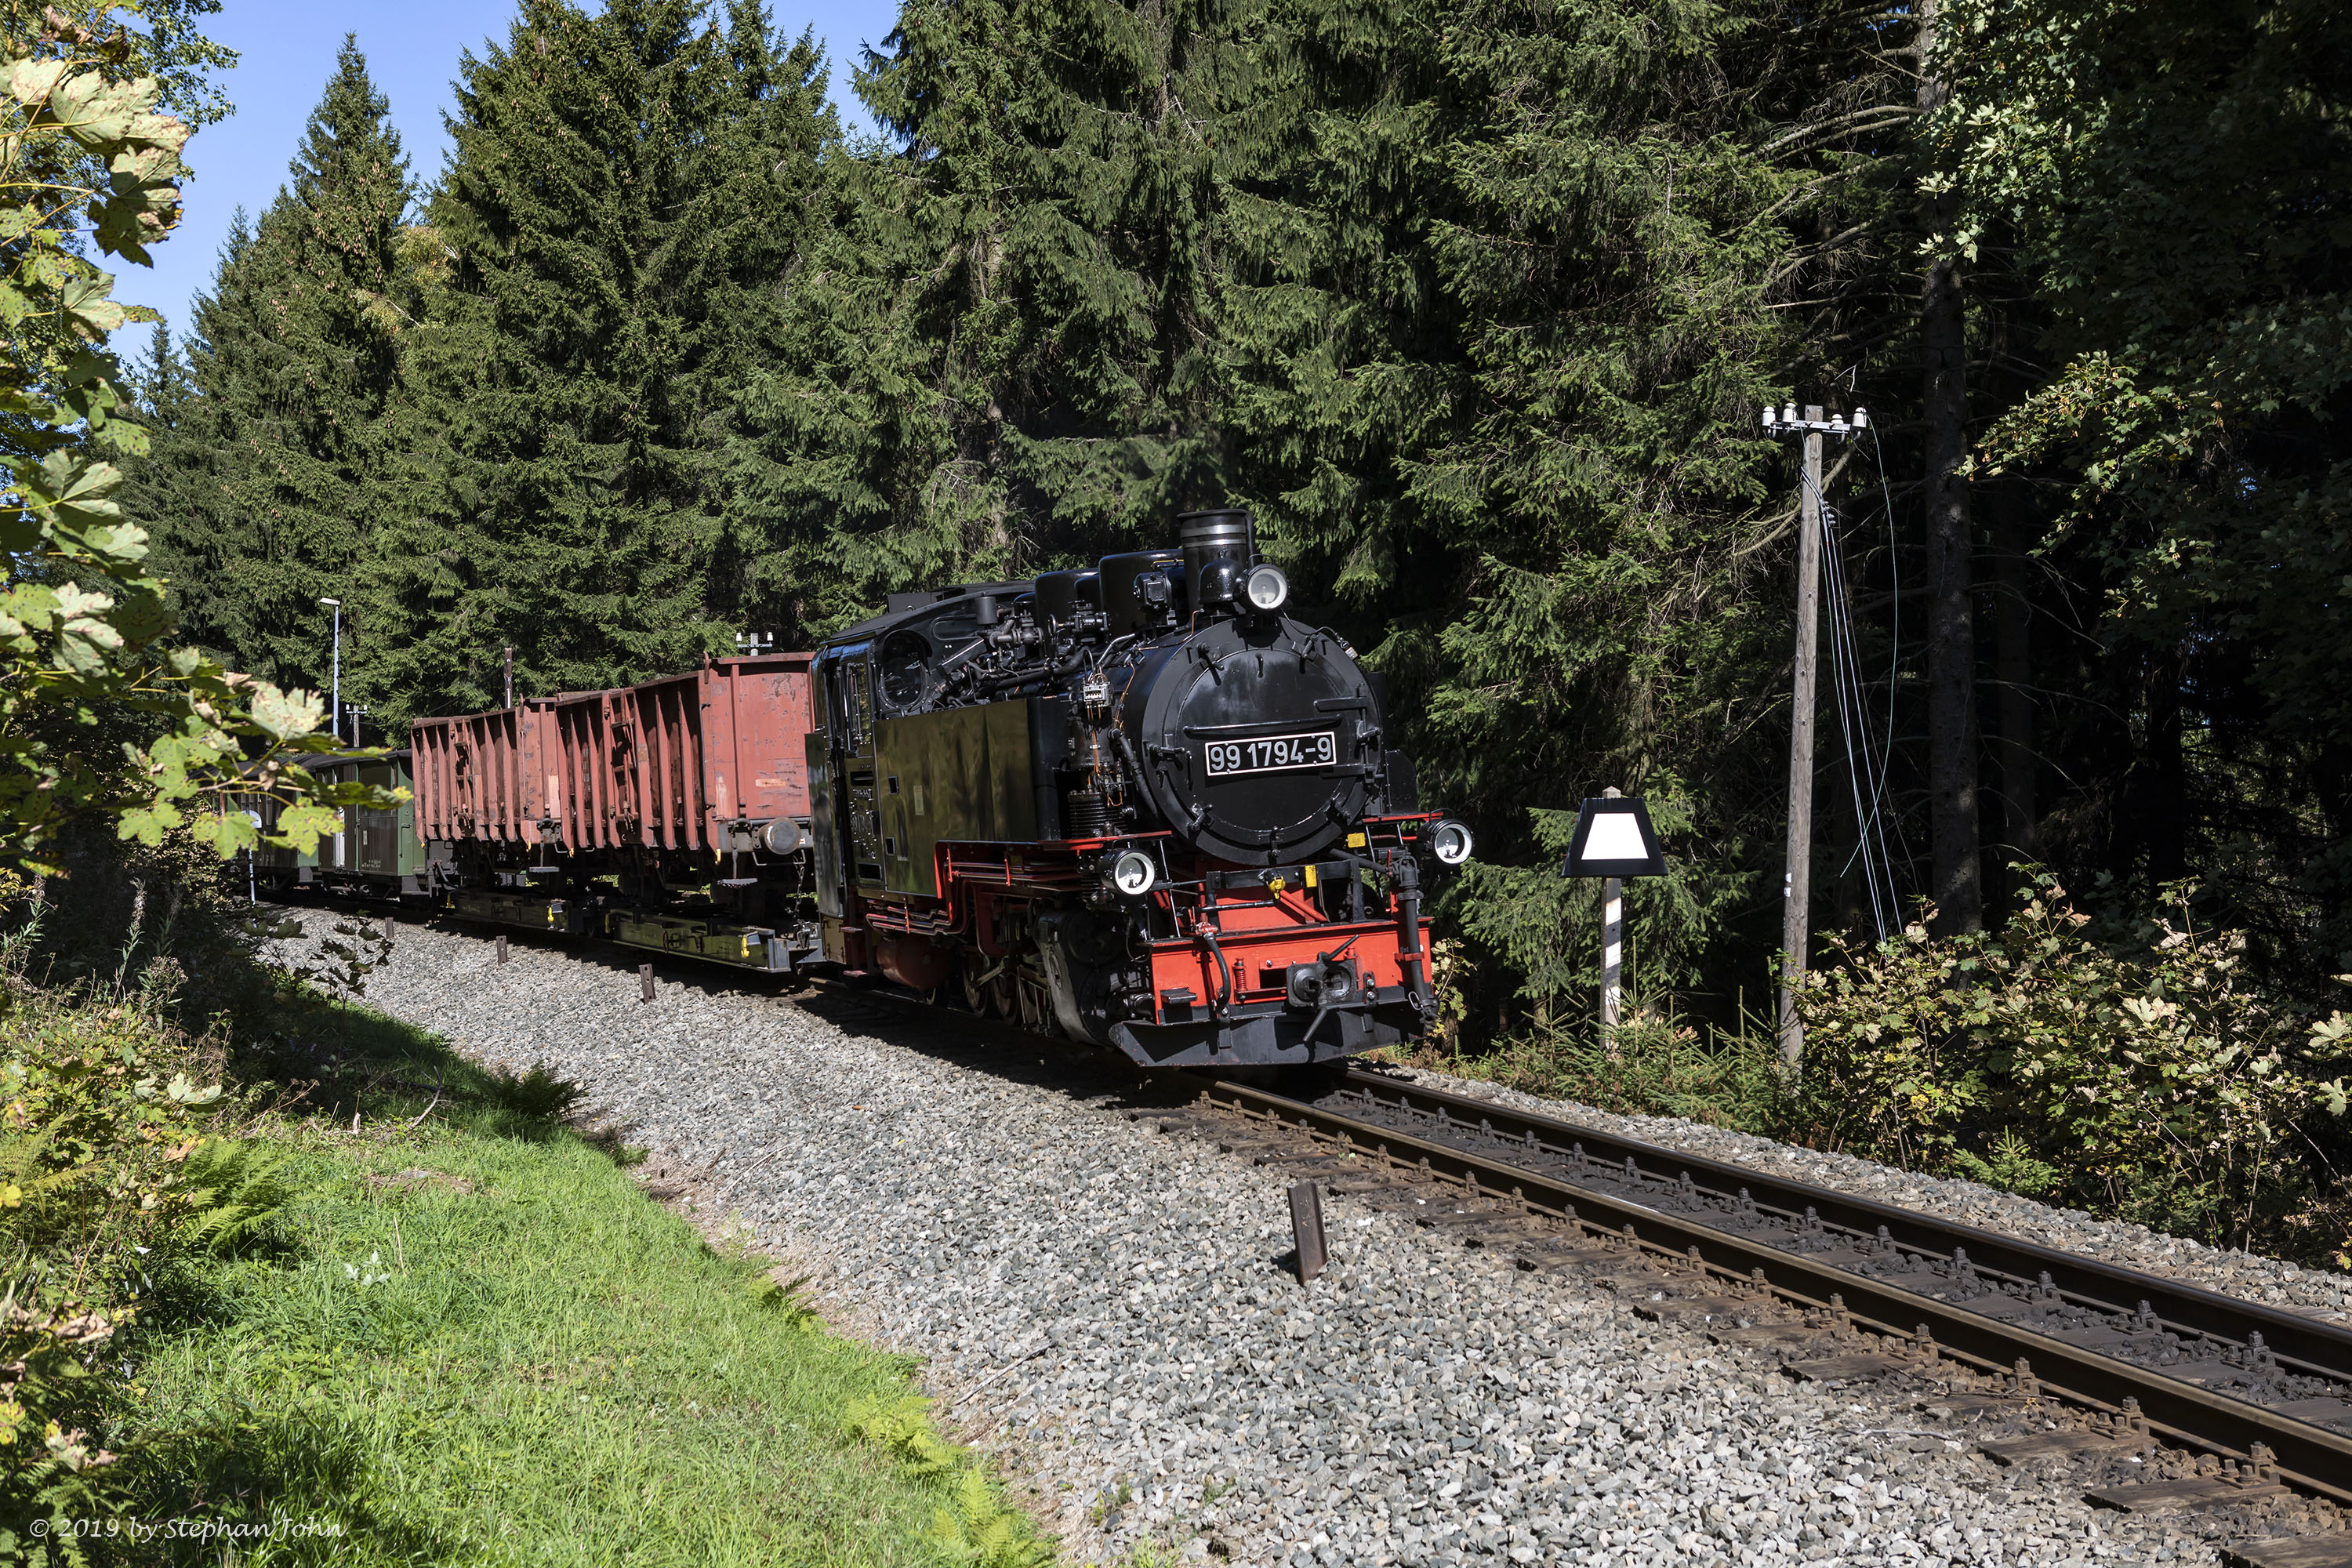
408;652;821;971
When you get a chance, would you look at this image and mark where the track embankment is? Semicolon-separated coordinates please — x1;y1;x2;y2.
270;911;2352;1568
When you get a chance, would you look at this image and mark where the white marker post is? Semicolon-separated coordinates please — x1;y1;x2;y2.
1563;791;1668;1050
1602;877;1624;1038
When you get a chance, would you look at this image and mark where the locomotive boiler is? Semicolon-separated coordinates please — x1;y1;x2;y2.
808;509;1472;1067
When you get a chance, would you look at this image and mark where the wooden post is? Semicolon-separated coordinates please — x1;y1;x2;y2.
640;963;655;1004
1289;1181;1327;1283
496;935;508;964
503;645;515;710
1778;408;1825;1079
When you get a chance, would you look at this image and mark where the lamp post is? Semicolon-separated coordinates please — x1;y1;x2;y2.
318;597;342;744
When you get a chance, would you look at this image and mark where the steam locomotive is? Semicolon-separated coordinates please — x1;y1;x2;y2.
314;510;1469;1069
808;508;1470;1066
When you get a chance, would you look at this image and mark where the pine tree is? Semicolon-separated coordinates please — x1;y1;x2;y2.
369;0;837;710
129;38;418;698
717;0;1263;643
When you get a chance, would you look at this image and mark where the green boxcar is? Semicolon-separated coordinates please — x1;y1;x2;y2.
248;750;428;896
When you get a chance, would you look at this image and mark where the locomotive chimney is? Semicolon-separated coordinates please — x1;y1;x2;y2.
1179;509;1254;614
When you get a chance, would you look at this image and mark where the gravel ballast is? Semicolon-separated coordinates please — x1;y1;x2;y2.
270;912;2346;1566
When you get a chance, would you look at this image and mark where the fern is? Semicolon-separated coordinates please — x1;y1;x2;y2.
489;1064;586;1121
846;1392;960;1479
172;1138;298;1253
0;1132;99;1223
849;1396;1051;1565
929;1468;1053;1568
743;1269;820;1328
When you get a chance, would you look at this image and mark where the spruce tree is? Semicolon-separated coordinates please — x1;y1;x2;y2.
372;0;836;710
716;0;1262;642
129;209;281;669
129;38;418;700
1202;0;1812;1004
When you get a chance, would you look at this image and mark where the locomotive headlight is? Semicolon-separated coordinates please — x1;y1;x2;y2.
1242;563;1290;613
1105;848;1160;898
1428;818;1475;866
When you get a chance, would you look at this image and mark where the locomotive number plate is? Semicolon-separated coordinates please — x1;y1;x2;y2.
1203;730;1338;778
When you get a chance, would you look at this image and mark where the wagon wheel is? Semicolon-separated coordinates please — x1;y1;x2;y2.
1015;962;1061;1037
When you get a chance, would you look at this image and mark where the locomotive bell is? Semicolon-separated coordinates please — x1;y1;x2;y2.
1196;557;1239;609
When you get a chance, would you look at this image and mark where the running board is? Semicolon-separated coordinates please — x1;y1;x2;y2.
605;911;809;974
446;889;593;935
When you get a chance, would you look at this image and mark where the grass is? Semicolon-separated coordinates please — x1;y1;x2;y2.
119;998;1049;1568
1374;993;1792;1137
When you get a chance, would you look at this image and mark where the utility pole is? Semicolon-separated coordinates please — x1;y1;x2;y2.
503;644;515;710
1763;402;1865;1078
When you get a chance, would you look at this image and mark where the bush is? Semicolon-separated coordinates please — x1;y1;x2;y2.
1401;873;2352;1269
1801;872;2352;1263
0;892;296;1553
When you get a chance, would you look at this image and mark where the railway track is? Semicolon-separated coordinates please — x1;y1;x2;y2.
1167;1067;2352;1531
422;913;2352;1559
782;967;2352;1525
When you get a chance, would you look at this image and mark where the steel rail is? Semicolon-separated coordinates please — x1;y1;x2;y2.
1333;1068;2352;1385
1198;1073;2352;1508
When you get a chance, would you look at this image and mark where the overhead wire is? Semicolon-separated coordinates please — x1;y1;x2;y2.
1798;446;1904;938
1867;427;1912;873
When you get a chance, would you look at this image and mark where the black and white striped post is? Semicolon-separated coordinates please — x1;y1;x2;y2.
1602;884;1624;1040
1563;790;1667;1049
1600;788;1624;1044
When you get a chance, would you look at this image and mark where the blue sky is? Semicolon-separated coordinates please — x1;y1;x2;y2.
126;0;895;347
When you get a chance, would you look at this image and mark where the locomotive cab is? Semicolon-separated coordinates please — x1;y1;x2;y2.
805;508;1469;1069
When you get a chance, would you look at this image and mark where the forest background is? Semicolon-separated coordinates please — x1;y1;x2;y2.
121;0;2352;1248
5;0;2347;1541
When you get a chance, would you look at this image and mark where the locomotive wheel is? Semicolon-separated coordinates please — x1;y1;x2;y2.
961;953;1015;1018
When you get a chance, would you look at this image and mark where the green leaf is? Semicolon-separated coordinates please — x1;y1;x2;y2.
246;684;325;740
